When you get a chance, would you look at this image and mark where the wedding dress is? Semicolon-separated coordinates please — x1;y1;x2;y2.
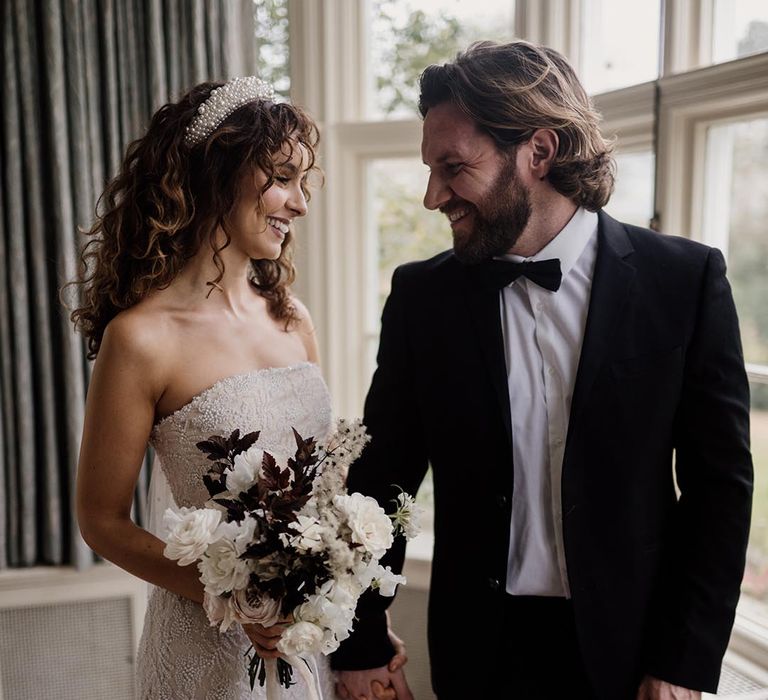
136;362;338;700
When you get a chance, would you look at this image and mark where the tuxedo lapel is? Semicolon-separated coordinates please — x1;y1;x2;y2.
451;211;634;458
458;265;514;454
568;211;636;432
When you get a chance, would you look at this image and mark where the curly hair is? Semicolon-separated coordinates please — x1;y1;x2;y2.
418;41;615;211
68;81;320;359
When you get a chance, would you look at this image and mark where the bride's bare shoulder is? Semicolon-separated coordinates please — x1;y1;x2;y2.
289;296;320;363
97;299;180;394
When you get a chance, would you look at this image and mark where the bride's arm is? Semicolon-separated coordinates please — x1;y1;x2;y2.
76;312;204;603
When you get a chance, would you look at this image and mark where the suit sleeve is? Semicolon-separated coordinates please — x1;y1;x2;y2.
646;248;753;691
330;265;431;671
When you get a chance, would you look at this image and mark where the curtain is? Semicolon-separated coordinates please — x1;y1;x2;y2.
0;0;256;569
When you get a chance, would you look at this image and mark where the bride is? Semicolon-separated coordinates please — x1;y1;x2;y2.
71;77;399;699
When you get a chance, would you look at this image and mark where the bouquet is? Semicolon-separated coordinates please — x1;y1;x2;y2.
162;419;421;698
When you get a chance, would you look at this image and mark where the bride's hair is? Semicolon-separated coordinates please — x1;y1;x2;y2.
67;81;320;359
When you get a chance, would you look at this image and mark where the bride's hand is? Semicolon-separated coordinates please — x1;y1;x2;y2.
241;620;290;659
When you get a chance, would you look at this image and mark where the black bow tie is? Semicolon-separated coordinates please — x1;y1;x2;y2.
475;258;563;292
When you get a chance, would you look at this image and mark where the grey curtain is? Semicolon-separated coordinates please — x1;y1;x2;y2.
0;0;256;569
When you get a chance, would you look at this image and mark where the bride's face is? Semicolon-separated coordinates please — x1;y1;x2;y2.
225;141;309;261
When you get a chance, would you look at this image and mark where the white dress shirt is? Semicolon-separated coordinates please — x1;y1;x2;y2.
502;207;599;597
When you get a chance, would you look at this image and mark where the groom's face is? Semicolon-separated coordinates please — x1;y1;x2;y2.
422;101;532;264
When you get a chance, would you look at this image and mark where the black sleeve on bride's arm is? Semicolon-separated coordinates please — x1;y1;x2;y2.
331;264;430;671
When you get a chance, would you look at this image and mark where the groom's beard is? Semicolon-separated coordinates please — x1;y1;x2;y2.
452;158;532;265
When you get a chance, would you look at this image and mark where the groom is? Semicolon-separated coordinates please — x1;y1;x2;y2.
332;41;753;700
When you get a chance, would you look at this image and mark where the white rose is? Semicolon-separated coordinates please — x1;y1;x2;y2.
230;586;282;628
163;507;222;566
333;493;394;559
198;537;250;596
277;620;324;656
288;515;324;552
228;447;264;494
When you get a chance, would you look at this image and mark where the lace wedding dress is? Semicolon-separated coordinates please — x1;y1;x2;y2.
136;362;338;700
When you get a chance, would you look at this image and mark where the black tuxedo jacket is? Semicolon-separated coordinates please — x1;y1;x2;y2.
331;212;753;699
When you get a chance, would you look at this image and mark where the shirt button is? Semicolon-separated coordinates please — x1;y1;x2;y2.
548;367;556;376
553;437;564;447
488;577;501;592
536;301;544;311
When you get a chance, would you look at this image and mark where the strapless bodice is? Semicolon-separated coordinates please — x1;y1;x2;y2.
150;362;333;508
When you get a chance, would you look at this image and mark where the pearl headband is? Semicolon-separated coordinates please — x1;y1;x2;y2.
184;76;275;147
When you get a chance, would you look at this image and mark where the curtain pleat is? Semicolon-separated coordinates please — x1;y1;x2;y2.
168;0;186;97
206;0;221;79
190;0;208;85
40;0;89;570
1;7;20;569
0;0;255;570
0;181;8;569
147;0;168;109
99;0;122;177
3;0;36;566
14;0;63;564
82;0;105;195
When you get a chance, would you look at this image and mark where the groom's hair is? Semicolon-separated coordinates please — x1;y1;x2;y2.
418;41;615;212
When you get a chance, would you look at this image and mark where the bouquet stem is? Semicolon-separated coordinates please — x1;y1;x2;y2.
247;652;322;700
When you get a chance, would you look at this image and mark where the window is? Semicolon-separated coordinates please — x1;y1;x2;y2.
254;0;290;98
365;157;446;371
605;150;655;228
702;118;768;364
579;0;661;94
701;117;768;605
369;0;516;117
710;0;768;66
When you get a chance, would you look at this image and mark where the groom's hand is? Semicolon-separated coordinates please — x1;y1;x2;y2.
336;630;413;700
636;675;702;699
336;666;413;700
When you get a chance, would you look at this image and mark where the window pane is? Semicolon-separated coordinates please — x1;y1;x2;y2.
744;381;768;604
703;118;768;366
711;0;768;65
254;0;290;99
369;0;516;118
605;150;654;228
580;0;661;94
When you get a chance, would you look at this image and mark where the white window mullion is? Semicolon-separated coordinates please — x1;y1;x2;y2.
662;0;712;76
